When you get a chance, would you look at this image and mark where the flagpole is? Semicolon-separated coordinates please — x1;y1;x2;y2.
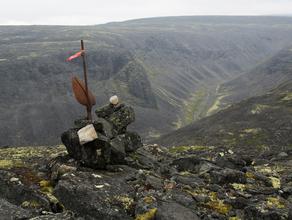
80;40;92;121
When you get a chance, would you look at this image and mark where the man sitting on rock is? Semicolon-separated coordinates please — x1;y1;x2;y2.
61;95;142;169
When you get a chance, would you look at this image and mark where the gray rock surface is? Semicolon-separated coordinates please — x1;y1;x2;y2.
0;170;51;210
54;170;135;220
156;201;200;220
61;103;142;169
0;144;292;219
0;198;32;220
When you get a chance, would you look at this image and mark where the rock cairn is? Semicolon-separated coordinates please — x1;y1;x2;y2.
61;103;142;169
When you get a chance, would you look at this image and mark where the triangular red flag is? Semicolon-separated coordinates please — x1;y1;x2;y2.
66;50;84;61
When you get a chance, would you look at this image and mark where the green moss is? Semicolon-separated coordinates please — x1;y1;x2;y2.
269;177;281;189
0;145;66;161
231;183;246;191
185;188;209;198
169;145;215;153
206;200;232;215
39;180;51;187
255;165;284;176
0;159;24;169
266;197;285;209
229;217;241;220
135;208;157;220
114;195;134;211
206;192;232;215
143;196;155;204
39;181;64;212
0;146;66;188
250;104;270;114
46;193;63;210
39;180;54;194
254;166;272;174
187;188;232;215
245;172;256;179
21;200;41;209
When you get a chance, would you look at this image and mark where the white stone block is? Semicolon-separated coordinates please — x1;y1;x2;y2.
77;124;98;145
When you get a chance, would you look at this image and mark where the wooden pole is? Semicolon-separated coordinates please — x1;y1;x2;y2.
80;40;92;121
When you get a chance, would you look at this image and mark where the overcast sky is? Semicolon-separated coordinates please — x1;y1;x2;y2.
1;0;292;25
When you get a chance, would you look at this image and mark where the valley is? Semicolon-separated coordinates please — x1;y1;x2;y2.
1;16;292;146
156;78;292;151
1;16;292;220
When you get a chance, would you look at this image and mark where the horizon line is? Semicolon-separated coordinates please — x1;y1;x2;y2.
0;14;292;26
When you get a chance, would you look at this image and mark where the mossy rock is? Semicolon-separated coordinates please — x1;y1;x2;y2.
135;208;157;220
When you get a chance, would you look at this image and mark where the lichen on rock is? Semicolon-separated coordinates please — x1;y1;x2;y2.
135;208;157;220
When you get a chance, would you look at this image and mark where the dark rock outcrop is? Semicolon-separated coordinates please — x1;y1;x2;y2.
61;103;142;169
0;198;32;219
54;169;135;220
0;170;51;211
156;201;200;220
0;144;292;219
210;168;246;184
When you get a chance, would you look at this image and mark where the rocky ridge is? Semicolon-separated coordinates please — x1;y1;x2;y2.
0;143;292;219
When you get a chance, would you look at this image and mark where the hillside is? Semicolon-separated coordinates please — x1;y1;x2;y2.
210;46;292;113
1;16;292;146
156;80;292;151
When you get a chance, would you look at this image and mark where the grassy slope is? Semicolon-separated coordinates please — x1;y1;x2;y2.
156;80;292;151
213;47;292;112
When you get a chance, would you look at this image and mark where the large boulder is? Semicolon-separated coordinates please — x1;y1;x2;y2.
94;117;117;139
171;156;201;172
109;135;127;164
0;198;32;219
107;106;135;134
95;104;135;134
95;103;122;119
54;168;136;220
210;168;246;184
61;129;110;169
124;131;143;153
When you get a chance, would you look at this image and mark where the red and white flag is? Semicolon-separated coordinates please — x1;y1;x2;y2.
66;50;84;61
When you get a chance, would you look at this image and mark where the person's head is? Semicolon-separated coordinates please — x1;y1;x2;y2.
109;95;119;105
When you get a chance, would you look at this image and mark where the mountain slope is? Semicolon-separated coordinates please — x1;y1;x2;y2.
210;46;292;113
156;80;292;150
1;16;292;146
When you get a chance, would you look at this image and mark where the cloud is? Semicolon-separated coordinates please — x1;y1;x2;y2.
0;0;291;25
